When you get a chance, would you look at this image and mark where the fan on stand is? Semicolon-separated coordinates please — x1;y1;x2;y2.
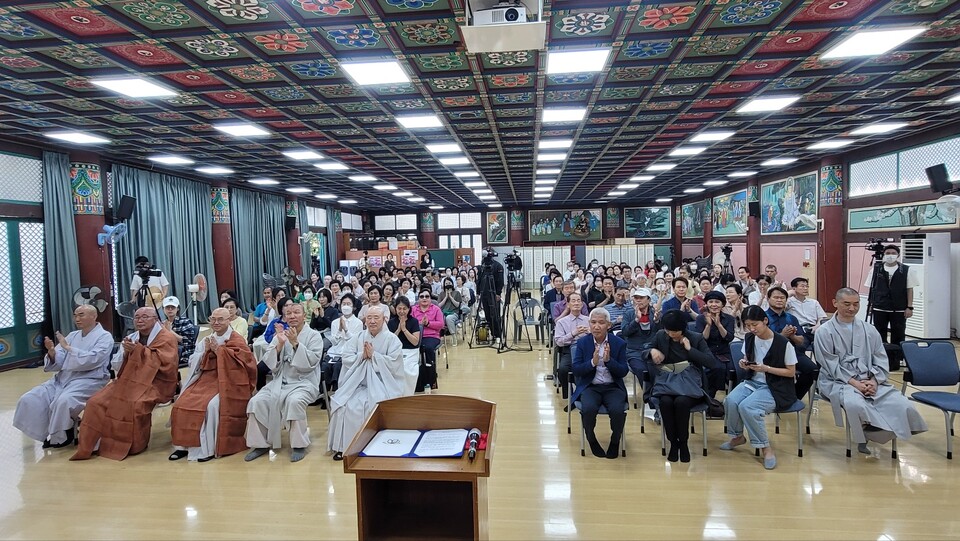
73;285;109;313
280;266;297;289
187;273;208;325
262;273;278;290
97;223;128;246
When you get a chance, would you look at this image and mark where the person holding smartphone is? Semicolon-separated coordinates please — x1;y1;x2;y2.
720;306;798;470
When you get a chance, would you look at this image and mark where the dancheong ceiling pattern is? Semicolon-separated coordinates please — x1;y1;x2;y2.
0;0;958;210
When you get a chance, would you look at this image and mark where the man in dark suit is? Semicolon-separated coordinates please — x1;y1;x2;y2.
571;307;629;459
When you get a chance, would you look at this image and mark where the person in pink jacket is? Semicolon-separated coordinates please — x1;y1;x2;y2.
412;288;444;391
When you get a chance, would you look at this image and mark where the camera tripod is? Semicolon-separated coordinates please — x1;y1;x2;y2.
864;247;885;324
501;272;533;353
469;263;501;350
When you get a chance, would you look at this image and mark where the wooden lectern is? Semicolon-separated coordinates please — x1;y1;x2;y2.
343;395;496;541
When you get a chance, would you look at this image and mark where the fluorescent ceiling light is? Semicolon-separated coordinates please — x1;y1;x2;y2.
349;175;376;181
537;168;562;175
537;153;567;162
535;179;556;185
656;198;673;203
538;139;573;149
44;131;110;144
286;187;312;194
807;139;855;150
618;183;639;190
340;60;409;85
478;195;496;200
148;155;193;165
472;189;492;194
947;94;960;103
534;193;552;198
728;171;757;178
374;184;397;191
690;131;735;143
283;150;324;160
546;49;610;75
488;203;503;208
647;163;677;171
761;157;798;166
703;180;728;187
314;193;337;199
821;27;926;59
315;162;349;170
737;95;800;114
849;122;908;135
455;171;481;178
396;114;443;129
195;166;233;175
684;188;705;193
394;191;414;197
596;200;608;204
534;186;554;192
214;123;270;137
439;156;470;165
669;146;707;157
426;143;461;154
409;197;426;203
608;191;627;196
90;77;175;98
464;182;487;188
248;178;279;185
339;199;358;205
630;174;655;181
543;108;586;123
429;205;444;210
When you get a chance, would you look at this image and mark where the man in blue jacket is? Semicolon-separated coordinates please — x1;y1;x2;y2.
572;307;629;459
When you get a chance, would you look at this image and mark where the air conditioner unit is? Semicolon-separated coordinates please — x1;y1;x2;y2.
474;4;527;26
901;232;951;339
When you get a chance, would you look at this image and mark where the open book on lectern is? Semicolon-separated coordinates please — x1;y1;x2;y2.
360;428;469;458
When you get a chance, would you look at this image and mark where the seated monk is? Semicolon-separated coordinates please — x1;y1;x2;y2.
71;308;178;461
169;308;257;462
14;305;113;448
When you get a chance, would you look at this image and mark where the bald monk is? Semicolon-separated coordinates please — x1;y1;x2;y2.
169;308;257;462
71;308;178;461
14;305;113;448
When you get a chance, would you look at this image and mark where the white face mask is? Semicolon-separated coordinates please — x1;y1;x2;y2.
662;265;669;271
883;254;898;265
657;284;666;291
341;305;353;316
690;264;698;271
304;293;313;301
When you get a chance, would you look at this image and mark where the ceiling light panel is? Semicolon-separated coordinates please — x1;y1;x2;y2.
439;156;470;165
737;95;800;114
543;108;586;123
849;122;908;135
44;132;110;144
315;162;349;170
728;171;757;178
90;77;175;98
807;139;855;150
537;168;562;175
761;157;798;166
647;163;677;171
821;27;926;59
690;131;735;143
349;175;376;181
195;166;233;175
283;150;324;160
538;139;573;149
396;114;443;129
537;153;567;162
214;123;270;137
248;178;278;185
340;60;410;85
546;49;610;75
426;143;462;153
148;155;193;165
454;171;481;178
668;146;707;156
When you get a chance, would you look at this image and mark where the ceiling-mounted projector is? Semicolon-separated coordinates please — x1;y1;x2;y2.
474;1;526;26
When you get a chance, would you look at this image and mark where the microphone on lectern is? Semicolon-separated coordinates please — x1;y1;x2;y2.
467;428;482;460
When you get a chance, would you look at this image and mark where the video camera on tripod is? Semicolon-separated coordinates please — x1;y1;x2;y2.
136;265;162;280
504;249;523;287
865;237;890;259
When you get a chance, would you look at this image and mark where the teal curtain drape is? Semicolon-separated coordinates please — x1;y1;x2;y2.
230;188;286;310
41;151;81;334
325;206;339;275
297;200;311;278
112;164;217;320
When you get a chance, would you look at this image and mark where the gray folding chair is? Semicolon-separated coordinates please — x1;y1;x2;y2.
901;340;960;459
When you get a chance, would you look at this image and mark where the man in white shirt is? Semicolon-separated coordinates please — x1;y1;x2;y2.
129;255;169;308
786;277;827;343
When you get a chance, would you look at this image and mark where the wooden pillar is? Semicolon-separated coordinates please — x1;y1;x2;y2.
818;157;845;306
419;211;437;249
746;180;761;276
285;198;302;275
508;208;524;246
210;183;235;293
69;156;114;332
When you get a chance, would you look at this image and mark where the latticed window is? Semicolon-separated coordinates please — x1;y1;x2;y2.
850;135;960;197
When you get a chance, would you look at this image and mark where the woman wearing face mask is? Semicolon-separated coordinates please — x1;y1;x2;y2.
748;275;771;310
328;294;363;362
299;285;320;324
388;296;421;396
652;278;668;315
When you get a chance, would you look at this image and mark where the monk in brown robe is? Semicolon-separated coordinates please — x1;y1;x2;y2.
71;308;178;461
169;308;257;461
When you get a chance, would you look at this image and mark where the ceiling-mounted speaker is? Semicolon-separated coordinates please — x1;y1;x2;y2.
285;216;297;230
925;163;952;193
748;201;760;218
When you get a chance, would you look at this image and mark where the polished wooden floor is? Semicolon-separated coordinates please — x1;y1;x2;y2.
2;336;959;540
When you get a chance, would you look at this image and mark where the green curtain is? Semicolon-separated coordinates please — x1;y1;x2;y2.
230;187;286;311
325;206;339;275
112;164;218;320
297;200;311;279
41;151;81;334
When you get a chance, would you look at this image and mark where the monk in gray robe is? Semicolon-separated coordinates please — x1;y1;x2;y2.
14;305;113;448
815;288;927;454
245;302;324;463
327;309;404;461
